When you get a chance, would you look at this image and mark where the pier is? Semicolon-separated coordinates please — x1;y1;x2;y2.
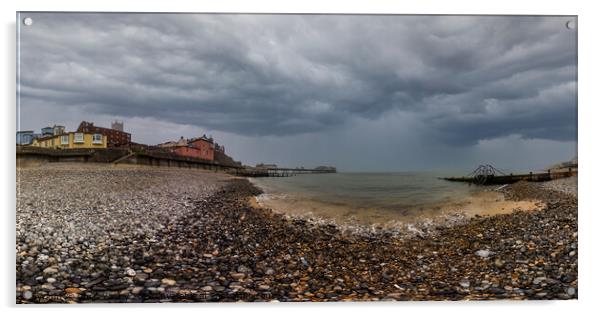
441;164;577;185
230;167;337;177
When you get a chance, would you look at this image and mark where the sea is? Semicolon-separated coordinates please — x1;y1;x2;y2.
250;172;499;226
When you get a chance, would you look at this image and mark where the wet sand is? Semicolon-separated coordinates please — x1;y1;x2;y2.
253;188;544;227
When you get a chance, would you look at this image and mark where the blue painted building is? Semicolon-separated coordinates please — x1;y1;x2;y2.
41;126;54;136
16;131;34;145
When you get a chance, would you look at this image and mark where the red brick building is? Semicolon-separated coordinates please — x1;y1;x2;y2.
77;121;131;147
188;136;214;161
173;146;203;159
162;135;215;161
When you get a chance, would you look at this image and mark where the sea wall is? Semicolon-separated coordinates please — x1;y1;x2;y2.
16;146;242;172
16;146;130;164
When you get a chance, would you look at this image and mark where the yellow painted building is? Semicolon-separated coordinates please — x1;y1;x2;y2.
31;132;107;149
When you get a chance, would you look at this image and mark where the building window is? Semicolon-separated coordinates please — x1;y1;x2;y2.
60;135;69;145
74;133;84;143
92;134;103;144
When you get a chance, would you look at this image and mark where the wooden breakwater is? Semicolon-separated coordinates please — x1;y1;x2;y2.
442;169;577;185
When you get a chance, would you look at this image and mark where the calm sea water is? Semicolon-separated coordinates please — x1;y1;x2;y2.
251;172;487;223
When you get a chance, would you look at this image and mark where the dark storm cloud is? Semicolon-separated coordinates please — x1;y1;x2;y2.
19;13;576;144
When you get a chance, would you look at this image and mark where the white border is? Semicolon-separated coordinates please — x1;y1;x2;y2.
2;1;599;316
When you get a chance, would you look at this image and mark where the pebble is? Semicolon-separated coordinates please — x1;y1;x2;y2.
567;287;576;296
15;165;577;302
41;283;55;290
42;267;58;274
161;278;177;286
132;287;144;295
65;288;82;294
258;284;271;291
22;291;33;300
533;277;547;285
494;258;504;268
475;250;493;258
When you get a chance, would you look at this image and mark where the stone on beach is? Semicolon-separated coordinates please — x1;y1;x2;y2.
475;250;493;258
43;267;58;275
16;163;578;303
161;279;177;286
22;291;33;300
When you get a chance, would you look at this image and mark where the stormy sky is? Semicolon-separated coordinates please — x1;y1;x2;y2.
17;13;577;172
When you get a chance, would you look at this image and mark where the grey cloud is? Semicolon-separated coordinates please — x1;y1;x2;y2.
19;13;576;144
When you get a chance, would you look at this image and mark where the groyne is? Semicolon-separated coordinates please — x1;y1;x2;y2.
442;170;577;185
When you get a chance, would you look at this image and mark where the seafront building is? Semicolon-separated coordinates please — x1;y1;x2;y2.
77;121;131;147
17;120;244;166
17;124;65;145
31;132;107;149
16;131;35;145
157;135;215;161
157;136;188;148
53;125;65;136
40;125;65;137
41;126;53;136
186;136;215;161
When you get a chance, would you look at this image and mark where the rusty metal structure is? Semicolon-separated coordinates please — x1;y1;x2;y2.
467;164;507;185
442;164;576;185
